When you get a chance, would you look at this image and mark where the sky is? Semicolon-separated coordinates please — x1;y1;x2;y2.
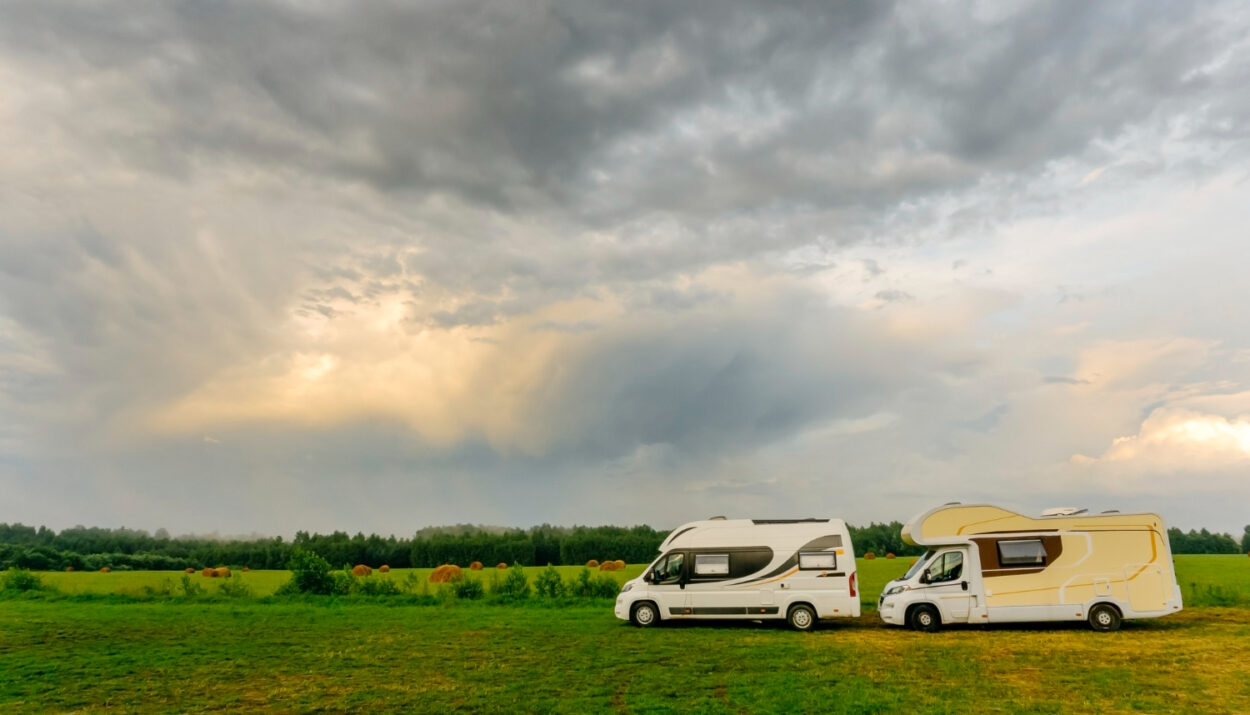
1;0;1248;538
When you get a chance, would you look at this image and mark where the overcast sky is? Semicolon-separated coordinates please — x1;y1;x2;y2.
2;0;1249;538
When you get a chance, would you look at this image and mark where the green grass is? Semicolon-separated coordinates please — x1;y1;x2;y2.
35;564;647;599
23;554;1250;608
1;600;1247;713
3;556;1249;712
19;554;1250;609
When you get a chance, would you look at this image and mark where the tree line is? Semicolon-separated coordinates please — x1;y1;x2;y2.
0;520;1245;571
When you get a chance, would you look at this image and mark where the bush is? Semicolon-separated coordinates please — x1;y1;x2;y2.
452;577;485;600
179;574;204;598
3;568;44;592
352;576;401;597
492;564;529;601
568;568;621;599
219;576;252;598
282;549;341;595
534;564;565;598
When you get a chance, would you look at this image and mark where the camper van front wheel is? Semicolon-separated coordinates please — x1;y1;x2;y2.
1088;603;1122;632
909;604;941;632
631;602;659;628
787;604;817;632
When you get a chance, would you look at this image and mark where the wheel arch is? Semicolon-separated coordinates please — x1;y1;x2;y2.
904;601;939;623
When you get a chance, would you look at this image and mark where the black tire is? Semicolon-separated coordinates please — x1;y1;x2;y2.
787;604;817;632
909;604;941;632
1088;603;1121;632
630;601;659;628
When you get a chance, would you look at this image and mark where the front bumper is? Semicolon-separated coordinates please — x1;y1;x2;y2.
877;596;906;625
614;595;629;621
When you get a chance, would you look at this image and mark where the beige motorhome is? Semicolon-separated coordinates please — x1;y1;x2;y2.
877;503;1182;632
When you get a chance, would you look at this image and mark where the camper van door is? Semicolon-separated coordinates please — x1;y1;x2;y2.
921;548;972;623
649;551;689;617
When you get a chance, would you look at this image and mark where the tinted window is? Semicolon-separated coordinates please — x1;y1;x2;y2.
998;539;1046;566
730;549;773;578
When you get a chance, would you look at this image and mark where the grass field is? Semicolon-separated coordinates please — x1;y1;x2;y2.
3;556;1249;713
26;555;1250;608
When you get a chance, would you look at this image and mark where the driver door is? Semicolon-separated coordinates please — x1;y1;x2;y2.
648;551;689;618
924;549;971;623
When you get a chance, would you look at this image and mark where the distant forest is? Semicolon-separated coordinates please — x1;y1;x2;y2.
0;521;1246;572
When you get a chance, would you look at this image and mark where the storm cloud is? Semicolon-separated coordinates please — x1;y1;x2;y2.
1;0;1249;535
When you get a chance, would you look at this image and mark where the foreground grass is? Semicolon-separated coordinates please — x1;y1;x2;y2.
1;600;1247;713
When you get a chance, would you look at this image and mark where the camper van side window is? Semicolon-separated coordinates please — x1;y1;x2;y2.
694;554;730;576
798;552;837;570
997;539;1046;566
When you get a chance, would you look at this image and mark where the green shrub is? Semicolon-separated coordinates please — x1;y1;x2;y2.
142;579;175;598
281;549;340;595
178;574;204;598
492;564;529;601
533;564;565;598
219;576;253;599
567;567;620;599
353;577;401;597
402;572;425;595
452;577;484;600
2;568;43;592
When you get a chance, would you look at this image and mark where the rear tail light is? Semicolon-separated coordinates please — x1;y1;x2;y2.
849;571;857;598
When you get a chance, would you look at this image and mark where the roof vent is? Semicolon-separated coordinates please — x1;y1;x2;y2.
708;515;727;520
1101;510;1120;514
1041;507;1087;517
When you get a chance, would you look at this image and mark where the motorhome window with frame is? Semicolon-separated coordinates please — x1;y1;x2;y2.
997;539;1046;566
693;554;730;577
798;552;837;570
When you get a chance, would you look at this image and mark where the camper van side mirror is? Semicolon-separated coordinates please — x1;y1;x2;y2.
643;570;655;584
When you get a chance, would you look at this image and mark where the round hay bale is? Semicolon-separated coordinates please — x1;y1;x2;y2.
202;567;216;577
469;561;483;571
886;552;896;559
241;567;250;572
65;566;75;572
379;565;391;573
864;552;877;560
496;563;508;569
352;564;372;577
99;567;111;573
614;560;626;569
586;559;599;568
429;564;463;583
598;560;623;571
184;567;195;573
215;566;232;578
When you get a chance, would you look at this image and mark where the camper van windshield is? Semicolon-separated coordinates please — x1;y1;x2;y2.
904;551;934;580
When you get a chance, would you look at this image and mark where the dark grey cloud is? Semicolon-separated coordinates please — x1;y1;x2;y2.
1;1;1245;232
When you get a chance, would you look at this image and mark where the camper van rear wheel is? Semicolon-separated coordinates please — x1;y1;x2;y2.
1088;603;1121;632
909;604;941;632
631;602;659;628
787;604;817;632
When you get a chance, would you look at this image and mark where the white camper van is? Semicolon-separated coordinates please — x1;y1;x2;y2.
877;504;1183;632
614;517;860;631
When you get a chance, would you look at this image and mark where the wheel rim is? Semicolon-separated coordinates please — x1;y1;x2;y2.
793;609;811;628
637;606;654;624
918;612;932;626
1097;610;1112;626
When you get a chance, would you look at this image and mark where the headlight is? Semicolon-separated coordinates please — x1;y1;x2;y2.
884;585;907;596
620;582;634;593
